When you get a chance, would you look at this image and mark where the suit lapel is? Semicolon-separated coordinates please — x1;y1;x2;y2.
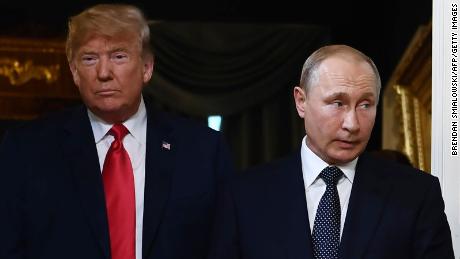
339;153;394;259
142;103;175;259
277;154;315;259
61;106;110;258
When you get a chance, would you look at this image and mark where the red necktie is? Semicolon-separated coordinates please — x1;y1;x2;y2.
102;124;136;259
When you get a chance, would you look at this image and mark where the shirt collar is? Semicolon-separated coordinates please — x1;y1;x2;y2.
300;135;357;188
88;96;147;145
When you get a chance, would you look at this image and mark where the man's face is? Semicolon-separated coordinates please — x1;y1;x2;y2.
70;34;153;123
294;55;378;165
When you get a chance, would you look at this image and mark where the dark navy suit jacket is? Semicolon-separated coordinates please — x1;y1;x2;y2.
208;153;454;259
0;98;234;259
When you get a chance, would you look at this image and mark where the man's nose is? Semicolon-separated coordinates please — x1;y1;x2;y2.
342;109;360;133
97;57;112;81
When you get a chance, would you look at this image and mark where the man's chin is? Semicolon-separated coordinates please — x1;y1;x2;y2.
90;104;130;123
327;150;361;165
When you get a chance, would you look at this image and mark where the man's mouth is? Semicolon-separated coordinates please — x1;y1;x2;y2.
96;89;119;96
336;140;358;149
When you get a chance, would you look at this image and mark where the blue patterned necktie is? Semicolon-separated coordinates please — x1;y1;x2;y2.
312;166;343;259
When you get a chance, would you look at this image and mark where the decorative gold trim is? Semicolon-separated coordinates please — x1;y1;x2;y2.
413;98;425;171
396;85;415;165
383;22;431;172
393;84;427;171
0;58;60;85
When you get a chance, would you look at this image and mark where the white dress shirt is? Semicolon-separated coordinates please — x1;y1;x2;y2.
300;136;357;238
88;98;147;259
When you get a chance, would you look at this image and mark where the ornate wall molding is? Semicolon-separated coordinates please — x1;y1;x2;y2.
383;22;431;171
0;58;59;85
0;37;79;120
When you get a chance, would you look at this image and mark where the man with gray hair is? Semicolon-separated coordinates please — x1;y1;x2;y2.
0;4;234;259
208;44;454;259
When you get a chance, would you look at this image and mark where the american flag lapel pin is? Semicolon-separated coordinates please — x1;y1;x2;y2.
162;141;171;150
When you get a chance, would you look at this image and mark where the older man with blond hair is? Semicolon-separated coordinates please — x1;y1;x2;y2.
0;4;234;259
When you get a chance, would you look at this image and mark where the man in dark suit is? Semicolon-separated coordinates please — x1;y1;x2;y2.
208;45;454;259
0;4;233;259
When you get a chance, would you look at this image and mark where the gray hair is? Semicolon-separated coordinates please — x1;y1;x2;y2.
299;44;381;101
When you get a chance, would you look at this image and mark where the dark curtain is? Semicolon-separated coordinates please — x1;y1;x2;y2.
144;22;330;170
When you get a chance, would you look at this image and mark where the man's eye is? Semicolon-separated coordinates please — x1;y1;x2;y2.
332;101;343;107
81;56;97;65
359;102;373;109
112;53;128;62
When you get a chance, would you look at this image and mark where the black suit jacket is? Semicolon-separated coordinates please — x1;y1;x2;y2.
0;99;234;259
208;153;454;259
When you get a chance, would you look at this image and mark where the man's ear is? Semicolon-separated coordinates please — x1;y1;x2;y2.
293;86;307;118
69;62;80;88
142;55;154;84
